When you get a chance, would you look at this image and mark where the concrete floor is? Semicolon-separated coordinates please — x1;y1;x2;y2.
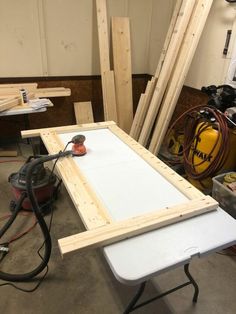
0;142;236;314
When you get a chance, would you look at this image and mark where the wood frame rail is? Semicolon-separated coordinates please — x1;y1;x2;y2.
21;122;218;256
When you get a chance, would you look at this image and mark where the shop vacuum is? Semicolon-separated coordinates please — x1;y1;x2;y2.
0;134;86;283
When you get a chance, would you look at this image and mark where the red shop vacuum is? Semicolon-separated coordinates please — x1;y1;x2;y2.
8;156;57;213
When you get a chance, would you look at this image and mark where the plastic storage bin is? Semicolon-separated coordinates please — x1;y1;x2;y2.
212;172;236;219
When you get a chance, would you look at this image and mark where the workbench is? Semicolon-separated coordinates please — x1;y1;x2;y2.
21;122;236;313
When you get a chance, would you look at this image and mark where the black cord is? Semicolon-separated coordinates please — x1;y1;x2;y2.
49;141;71;180
0;150;71;283
0;141;71;291
0;178;56;292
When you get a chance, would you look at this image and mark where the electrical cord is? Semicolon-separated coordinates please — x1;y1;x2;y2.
164;105;231;184
183;107;230;182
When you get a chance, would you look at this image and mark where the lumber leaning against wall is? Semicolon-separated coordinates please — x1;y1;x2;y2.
96;0;118;123
112;17;133;133
138;0;195;147
130;0;183;141
149;0;214;154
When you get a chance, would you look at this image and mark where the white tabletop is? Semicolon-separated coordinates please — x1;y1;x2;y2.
58;129;236;285
0;99;52;116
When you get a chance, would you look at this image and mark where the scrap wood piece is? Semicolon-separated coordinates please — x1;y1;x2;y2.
103;70;118;122
130;77;156;140
96;0;118;122
112;16;133;133
58;196;218;255
0;83;38;91
74;101;94;124
0;97;20;112
138;0;195;147
34;87;71;98
149;0;213;154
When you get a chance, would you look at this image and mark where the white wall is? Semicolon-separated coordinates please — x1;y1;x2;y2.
0;0;173;77
4;0;234;88
185;0;236;89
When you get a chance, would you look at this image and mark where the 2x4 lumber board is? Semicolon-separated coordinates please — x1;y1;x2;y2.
96;0;118;122
40;131;112;230
103;70;118;122
21;121;116;139
129;93;146;140
0;97;20;112
0;83;38;91
149;0;213;154
138;0;195;147
58;196;218;255
130;77;156;140
112;17;133;133
34;88;71;98
74;102;94;124
109;124;203;199
96;0;110;73
155;0;183;78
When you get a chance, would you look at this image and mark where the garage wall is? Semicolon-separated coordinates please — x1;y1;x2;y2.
0;0;173;77
185;0;236;89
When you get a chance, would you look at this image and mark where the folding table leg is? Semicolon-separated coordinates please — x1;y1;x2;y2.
123;263;199;313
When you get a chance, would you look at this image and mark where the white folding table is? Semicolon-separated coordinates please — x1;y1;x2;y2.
22;123;236;313
57;127;236;313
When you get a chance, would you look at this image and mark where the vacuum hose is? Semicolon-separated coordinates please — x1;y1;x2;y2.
0;151;71;282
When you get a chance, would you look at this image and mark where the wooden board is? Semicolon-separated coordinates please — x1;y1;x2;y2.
74;102;94;124
96;0;110;73
21;122;216;256
58;196;217;254
103;70;118;122
130;77;156;140
112;17;133;133
0;83;38;91
138;0;195;147
154;0;183;79
0;97;20;112
34;87;71;98
96;0;118;122
21;121;116;138
149;0;213;154
40;130;112;230
130;1;182;141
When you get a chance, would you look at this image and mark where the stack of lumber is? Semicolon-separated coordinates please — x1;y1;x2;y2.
0;83;71;112
130;0;213;155
96;0;133;133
